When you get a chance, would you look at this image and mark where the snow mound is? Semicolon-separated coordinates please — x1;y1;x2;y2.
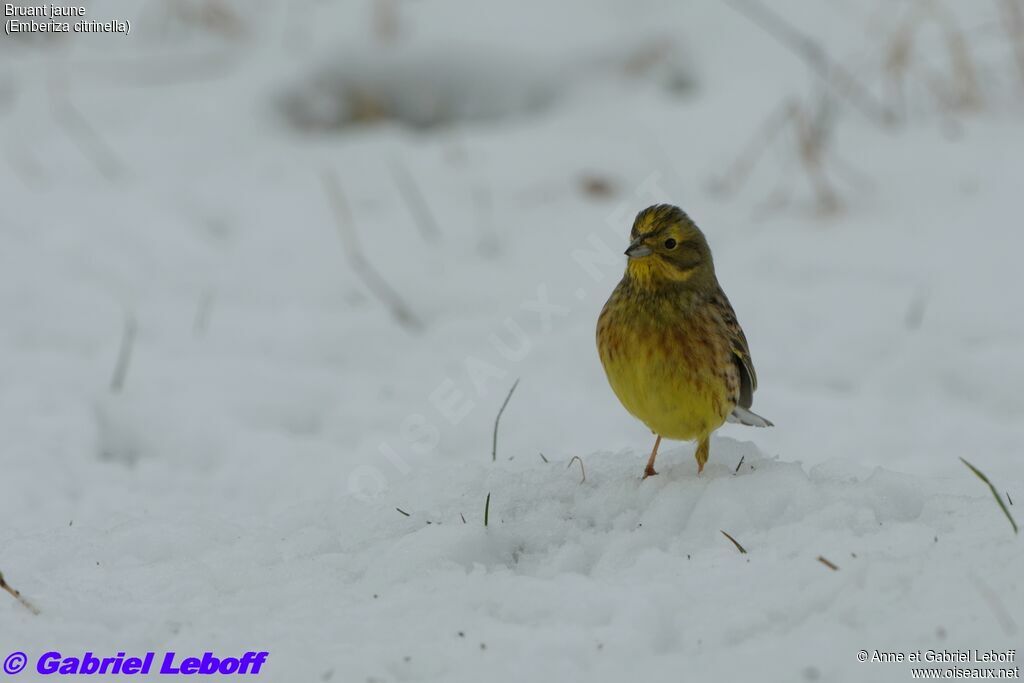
278;38;693;131
315;439;1019;682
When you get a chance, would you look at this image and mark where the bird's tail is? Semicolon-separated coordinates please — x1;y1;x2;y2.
728;406;773;428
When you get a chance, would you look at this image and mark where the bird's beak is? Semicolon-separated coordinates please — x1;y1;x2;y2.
625;238;652;259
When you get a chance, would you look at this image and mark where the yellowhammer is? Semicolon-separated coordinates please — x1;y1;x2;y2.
596;204;772;478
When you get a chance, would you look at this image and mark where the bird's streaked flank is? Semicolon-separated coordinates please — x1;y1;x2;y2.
596;204;772;478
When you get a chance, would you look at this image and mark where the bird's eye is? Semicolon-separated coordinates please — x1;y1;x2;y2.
664;238;677;249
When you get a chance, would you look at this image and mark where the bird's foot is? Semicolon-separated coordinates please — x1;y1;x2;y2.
642;466;658;479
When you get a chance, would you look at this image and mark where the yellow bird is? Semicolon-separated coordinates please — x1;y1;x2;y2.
596;204;772;478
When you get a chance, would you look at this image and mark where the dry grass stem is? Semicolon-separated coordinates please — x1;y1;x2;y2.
321;169;424;332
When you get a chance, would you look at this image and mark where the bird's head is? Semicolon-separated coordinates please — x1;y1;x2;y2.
624;204;715;290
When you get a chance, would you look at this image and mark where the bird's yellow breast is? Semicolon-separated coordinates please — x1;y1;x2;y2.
597;287;734;441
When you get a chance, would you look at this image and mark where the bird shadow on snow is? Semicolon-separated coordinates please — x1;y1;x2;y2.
348;437;947;583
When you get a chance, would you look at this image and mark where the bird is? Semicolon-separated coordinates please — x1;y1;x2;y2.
596;204;772;478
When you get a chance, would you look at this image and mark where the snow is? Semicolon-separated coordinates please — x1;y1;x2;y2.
1;1;1022;681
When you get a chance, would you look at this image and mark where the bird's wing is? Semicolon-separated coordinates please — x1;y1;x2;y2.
712;286;757;409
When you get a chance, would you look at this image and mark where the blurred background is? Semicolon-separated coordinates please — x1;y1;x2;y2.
2;0;1022;680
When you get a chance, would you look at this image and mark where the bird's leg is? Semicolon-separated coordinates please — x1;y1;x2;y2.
643;435;662;479
695;436;710;474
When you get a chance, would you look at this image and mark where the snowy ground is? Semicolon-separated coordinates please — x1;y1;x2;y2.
2;1;1022;681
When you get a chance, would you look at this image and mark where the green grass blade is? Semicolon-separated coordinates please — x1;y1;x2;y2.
960;457;1018;534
